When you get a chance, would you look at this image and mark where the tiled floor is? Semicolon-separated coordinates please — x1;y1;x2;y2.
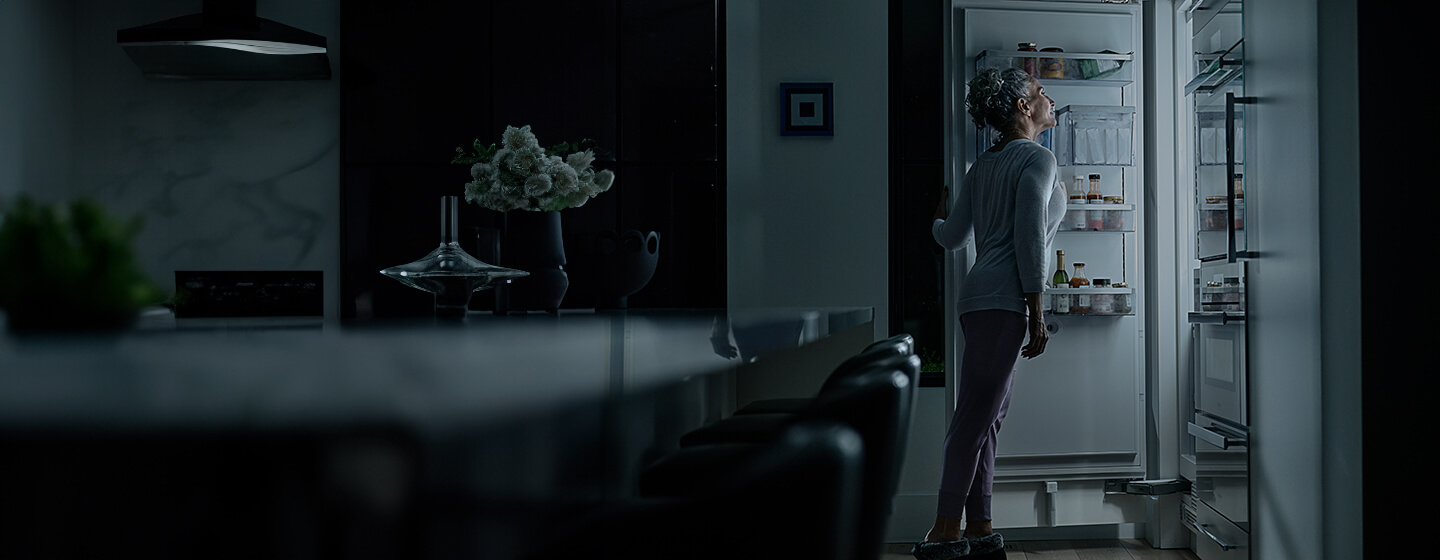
883;539;1201;559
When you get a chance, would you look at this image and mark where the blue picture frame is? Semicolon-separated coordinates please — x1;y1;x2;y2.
780;82;833;136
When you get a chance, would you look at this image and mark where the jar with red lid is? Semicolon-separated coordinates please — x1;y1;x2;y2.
1018;43;1038;77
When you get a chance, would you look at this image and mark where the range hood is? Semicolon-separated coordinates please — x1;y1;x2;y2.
117;0;330;80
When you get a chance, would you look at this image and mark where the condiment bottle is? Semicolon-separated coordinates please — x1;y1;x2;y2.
1069;262;1091;314
1068;176;1087;230
1086;174;1104;230
1232;174;1245;230
1018;42;1038;77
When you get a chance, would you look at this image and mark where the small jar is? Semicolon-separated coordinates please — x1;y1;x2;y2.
1102;196;1126;230
1040;47;1065;79
1018;43;1039;76
1086;208;1105;231
1092;278;1113;314
1112;282;1131;314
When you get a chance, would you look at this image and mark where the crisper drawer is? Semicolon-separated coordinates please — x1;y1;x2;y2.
1192;498;1249;559
1189;417;1248;529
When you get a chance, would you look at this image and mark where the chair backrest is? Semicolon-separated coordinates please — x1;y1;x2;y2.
688;420;865;560
817;337;916;396
801;356;921;560
863;333;915;356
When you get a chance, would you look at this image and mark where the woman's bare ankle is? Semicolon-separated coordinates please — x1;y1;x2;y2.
962;520;993;539
922;515;965;543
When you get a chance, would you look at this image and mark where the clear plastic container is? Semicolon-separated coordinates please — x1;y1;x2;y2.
1053;105;1136;167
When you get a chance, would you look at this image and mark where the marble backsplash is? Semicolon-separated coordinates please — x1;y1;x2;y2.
70;0;341;318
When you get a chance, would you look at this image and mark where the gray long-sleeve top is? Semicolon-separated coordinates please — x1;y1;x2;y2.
933;139;1066;316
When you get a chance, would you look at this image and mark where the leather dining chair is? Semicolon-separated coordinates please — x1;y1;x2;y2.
639;360;919;560
730;333;915;417
529;419;867;560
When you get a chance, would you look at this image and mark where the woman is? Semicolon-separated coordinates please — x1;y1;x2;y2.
912;67;1064;560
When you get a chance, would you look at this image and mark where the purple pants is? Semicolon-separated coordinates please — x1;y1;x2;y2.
936;309;1026;521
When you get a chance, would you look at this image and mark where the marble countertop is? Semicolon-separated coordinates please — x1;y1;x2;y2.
0;307;872;433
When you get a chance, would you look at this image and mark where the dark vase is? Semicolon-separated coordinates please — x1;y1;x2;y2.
497;210;568;314
594;230;660;309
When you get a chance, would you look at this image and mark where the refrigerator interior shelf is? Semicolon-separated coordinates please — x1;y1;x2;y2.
976;50;1135;86
1047;287;1134;295
980;49;1134;61
1068;203;1134;211
1058;227;1136;233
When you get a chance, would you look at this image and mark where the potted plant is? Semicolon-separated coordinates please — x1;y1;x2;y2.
0;195;164;332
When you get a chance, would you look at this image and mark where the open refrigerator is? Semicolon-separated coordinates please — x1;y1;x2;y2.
891;1;1259;555
901;0;1154;537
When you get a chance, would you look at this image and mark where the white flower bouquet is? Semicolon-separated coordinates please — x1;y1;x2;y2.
453;125;615;212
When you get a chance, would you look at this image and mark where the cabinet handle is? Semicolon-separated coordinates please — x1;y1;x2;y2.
1188;421;1247;449
1187;311;1245;325
1191;521;1243;551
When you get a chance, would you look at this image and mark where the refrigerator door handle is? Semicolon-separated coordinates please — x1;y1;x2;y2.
1188;311;1245;324
1226;92;1259;262
1190;521;1243;551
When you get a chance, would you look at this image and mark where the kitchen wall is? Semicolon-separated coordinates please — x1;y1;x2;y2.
3;0;342;319
0;0;76;202
726;0;891;338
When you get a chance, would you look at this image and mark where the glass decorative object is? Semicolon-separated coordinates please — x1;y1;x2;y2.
380;196;527;318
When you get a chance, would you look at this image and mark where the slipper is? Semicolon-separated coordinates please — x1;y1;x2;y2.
911;539;971;560
967;533;1004;555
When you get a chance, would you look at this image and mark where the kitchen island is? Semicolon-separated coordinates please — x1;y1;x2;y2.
0;307;873;559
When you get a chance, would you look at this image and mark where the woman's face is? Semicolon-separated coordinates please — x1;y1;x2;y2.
1028;82;1057;131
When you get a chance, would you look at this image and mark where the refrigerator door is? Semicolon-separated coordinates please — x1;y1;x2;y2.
1186;0;1253;262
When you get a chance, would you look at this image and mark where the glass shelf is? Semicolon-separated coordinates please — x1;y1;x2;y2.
1046;287;1136;316
976;49;1135;86
1060;204;1135;232
1185;39;1243;97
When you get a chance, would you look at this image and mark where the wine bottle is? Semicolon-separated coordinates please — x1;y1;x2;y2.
1051;250;1070;314
1052;250;1069;287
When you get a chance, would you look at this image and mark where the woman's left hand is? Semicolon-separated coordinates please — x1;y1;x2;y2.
934;186;950;221
1021;315;1048;359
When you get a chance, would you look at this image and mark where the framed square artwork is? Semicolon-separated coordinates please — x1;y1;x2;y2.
780;82;833;136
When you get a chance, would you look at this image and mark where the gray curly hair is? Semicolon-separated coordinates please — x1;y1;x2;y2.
965;67;1038;133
